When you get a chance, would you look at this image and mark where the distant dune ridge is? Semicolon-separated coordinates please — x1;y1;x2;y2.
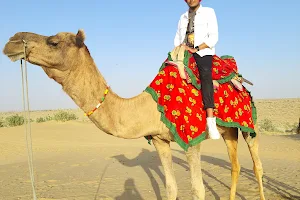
1;98;299;135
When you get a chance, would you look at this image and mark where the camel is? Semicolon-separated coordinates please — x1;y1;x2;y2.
3;30;265;200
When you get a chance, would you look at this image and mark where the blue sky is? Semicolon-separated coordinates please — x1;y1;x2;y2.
0;0;299;112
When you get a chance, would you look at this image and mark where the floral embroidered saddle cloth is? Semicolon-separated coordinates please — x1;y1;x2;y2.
145;46;257;151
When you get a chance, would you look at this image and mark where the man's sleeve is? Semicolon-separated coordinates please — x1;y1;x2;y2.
203;9;218;48
174;18;182;47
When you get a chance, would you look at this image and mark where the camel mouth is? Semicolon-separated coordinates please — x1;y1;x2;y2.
3;38;27;62
6;53;25;62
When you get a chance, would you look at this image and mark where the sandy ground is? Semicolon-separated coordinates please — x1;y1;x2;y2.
0;120;300;200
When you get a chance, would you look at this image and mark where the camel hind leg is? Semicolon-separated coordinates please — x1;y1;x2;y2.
242;131;266;200
222;127;240;200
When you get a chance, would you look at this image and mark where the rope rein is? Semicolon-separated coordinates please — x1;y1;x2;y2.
21;40;37;200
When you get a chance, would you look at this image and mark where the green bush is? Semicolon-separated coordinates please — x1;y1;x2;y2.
0;118;4;127
259;119;277;132
285;122;299;133
36;115;53;123
53;111;78;122
45;115;53;121
6;115;25;127
36;117;46;123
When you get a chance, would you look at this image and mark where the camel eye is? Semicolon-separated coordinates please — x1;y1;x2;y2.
47;36;59;47
49;41;59;47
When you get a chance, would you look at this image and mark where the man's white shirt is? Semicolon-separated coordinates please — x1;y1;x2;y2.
174;5;219;57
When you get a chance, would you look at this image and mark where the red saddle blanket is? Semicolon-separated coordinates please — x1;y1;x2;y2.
145;51;257;151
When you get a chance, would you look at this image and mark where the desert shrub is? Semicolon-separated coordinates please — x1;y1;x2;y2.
0;118;5;127
36;115;53;123
6;115;25;127
259;119;276;132
285;122;299;133
36;117;46;123
53;111;78;122
45;115;53;121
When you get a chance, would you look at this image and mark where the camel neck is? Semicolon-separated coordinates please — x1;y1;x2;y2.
60;55;163;139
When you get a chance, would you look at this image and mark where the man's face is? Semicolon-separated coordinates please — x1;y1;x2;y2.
186;0;201;9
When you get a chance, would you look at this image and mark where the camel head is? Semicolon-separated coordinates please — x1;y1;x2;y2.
3;29;87;82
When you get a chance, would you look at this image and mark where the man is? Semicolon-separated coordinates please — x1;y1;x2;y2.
174;0;220;139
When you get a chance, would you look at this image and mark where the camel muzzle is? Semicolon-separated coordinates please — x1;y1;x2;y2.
3;39;27;62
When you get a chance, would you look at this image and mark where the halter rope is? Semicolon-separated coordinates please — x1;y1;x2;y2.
21;40;37;200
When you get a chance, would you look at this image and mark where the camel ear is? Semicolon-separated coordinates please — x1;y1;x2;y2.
76;29;85;47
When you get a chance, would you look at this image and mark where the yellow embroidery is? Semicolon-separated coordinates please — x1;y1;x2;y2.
178;88;186;95
215;103;219;109
249;117;253;125
191;88;199;96
155;78;163;85
159;71;166;76
185;107;192;115
228;84;233;92
190;125;199;135
166;84;174;91
224;105;229;113
184;115;189;123
182;80;188;86
224;90;229;98
176;96;183;103
242;121;248;127
180;124;185;131
170;71;177;78
171;110;181;119
235;111;239;119
244;105;250;112
226;117;233;122
238;108;243;116
213;62;220;66
196;113;203;121
219;97;224;104
164;105;168;111
164;95;171;101
230;97;238;107
189;97;196;106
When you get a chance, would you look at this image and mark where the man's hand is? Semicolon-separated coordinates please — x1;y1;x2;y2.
182;44;198;53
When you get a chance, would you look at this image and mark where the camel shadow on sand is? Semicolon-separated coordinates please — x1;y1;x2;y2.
112;148;300;200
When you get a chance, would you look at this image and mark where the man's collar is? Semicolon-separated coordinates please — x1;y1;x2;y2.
183;4;202;18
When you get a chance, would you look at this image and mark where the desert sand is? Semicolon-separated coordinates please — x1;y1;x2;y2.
0;99;300;200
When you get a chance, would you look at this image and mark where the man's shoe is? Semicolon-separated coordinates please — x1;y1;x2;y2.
207;117;221;139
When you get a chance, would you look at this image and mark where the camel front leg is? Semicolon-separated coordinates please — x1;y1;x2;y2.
242;132;265;200
152;136;178;200
185;143;205;200
222;128;240;200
